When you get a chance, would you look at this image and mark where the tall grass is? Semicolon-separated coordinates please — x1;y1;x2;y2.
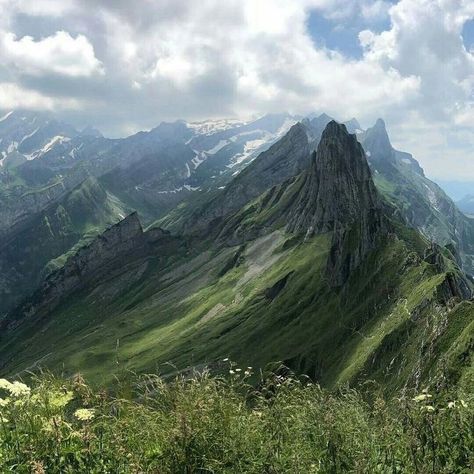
0;365;472;473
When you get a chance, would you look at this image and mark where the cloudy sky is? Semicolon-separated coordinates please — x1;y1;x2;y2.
0;0;473;181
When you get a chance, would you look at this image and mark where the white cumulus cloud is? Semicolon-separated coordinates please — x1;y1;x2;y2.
1;30;103;77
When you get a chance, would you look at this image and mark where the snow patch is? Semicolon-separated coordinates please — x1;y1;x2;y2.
206;139;228;155
7;141;18;153
187;118;246;135
191;151;206;168
0;111;13;123
157;184;200;194
19;127;40;145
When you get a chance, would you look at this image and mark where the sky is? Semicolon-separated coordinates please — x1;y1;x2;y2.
0;0;473;181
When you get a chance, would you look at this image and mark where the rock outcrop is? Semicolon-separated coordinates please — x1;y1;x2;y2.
287;121;388;287
1;213;172;330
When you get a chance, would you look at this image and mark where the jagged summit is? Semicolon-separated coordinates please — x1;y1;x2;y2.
287;121;387;286
361;118;394;162
288;121;382;236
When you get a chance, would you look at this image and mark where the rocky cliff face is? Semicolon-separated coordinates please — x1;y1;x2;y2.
1;213;171;330
288;121;387;287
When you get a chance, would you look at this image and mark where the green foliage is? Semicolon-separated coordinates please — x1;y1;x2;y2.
0;371;472;473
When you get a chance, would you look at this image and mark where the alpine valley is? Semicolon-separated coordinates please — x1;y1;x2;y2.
0;110;473;394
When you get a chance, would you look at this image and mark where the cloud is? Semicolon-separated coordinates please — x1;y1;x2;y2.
0;0;472;179
359;0;474;179
1;30;104;77
0;82;81;109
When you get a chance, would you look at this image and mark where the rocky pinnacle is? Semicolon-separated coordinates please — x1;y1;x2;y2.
287;121;387;287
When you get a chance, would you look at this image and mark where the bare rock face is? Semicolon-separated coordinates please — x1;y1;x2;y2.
287;121;387;287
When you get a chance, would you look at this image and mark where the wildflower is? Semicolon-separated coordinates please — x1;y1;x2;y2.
244;370;251;376
50;390;74;409
460;400;468;408
413;393;431;402
229;370;235;375
423;405;435;412
235;368;242;372
0;398;9;407
447;401;456;409
42;416;62;433
74;408;95;421
8;381;30;398
0;379;12;391
222;358;229;362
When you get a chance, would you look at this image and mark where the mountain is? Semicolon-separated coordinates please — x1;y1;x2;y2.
360;119;474;276
457;195;474;217
286;121;387;287
0;110;80;161
0;111;298;315
1;121;472;395
0;177;131;315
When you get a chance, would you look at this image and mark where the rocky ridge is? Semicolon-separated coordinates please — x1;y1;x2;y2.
1;213;172;331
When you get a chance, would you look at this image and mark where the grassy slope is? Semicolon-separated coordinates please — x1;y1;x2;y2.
1;214;471;393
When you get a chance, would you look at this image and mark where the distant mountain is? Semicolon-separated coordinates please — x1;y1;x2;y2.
1;121;472;396
359;119;474;276
435;180;474;201
457;195;474;216
0;110;80;161
0;111;298;315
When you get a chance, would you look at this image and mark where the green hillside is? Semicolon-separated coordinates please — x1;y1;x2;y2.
0;177;131;314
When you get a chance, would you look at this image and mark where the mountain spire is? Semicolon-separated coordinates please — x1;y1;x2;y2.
287;120;387;286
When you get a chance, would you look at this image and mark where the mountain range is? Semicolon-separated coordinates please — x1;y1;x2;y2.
0;110;473;394
457;195;474;217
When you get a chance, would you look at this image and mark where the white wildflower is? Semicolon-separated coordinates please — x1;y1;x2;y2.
413;393;431;402
8;381;30;398
0;379;12;391
74;408;95;421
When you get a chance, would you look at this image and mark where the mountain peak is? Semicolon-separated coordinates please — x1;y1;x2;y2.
374;117;386;129
361;118;393;163
287;120;386;286
321;119;348;138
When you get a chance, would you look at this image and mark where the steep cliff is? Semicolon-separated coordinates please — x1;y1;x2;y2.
287;121;387;286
